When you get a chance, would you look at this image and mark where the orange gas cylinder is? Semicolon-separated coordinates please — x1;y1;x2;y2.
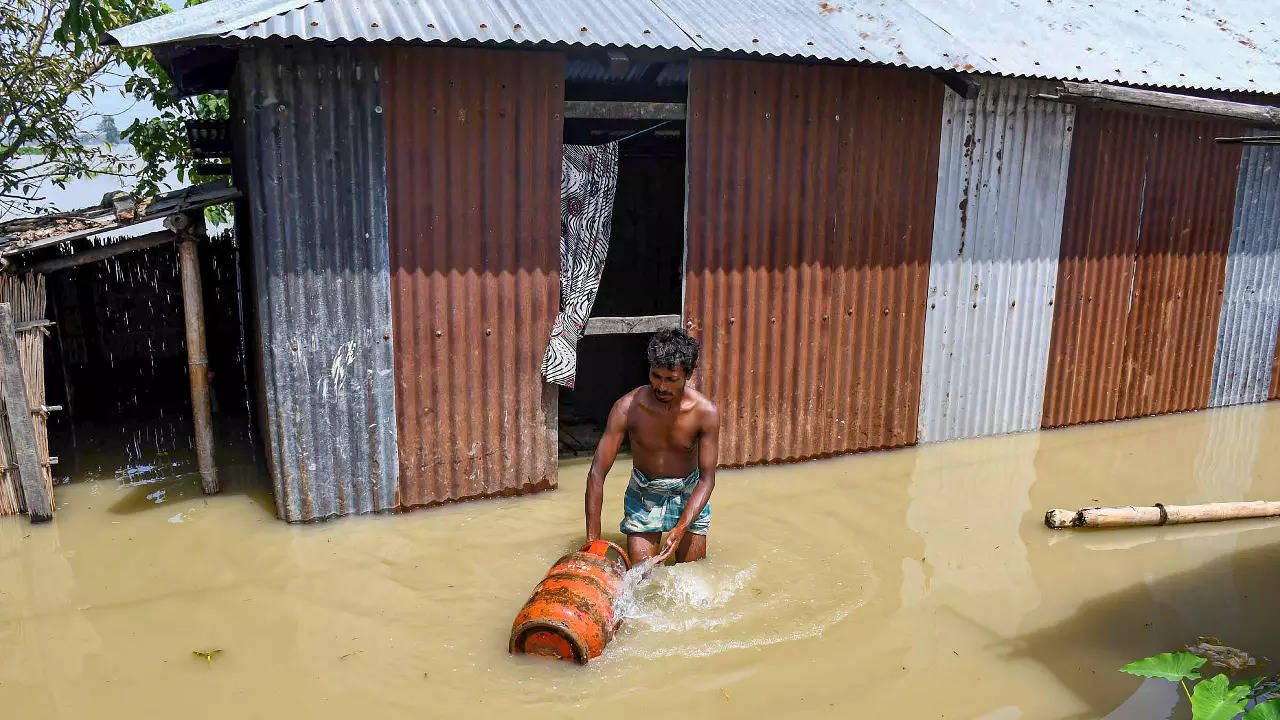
509;540;632;664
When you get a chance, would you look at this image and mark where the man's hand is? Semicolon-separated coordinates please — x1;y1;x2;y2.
654;526;686;563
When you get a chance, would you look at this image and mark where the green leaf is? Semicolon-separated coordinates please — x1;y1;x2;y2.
1245;700;1280;720
1191;675;1250;720
1121;652;1207;682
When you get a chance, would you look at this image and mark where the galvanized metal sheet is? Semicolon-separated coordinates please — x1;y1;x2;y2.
232;0;689;50
684;58;942;466
383;47;561;508
1210;131;1280;408
1044;106;1243;427
918;79;1075;443
649;0;992;73
236;44;399;522
107;0;315;47
110;0;1280;94
904;0;1280;94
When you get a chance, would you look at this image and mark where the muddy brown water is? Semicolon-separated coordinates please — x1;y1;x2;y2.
3;404;1279;719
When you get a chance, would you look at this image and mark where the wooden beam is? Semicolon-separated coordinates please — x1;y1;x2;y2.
171;215;218;494
0;303;51;522
1215;135;1280;145
1056;81;1280;127
564;101;686;120
933;71;980;100
583;314;682;335
21;230;176;275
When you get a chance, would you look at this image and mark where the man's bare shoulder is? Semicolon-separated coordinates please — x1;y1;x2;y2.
684;388;719;425
613;387;647;414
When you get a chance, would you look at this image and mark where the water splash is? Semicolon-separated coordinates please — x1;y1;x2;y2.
601;547;873;663
611;557;660;621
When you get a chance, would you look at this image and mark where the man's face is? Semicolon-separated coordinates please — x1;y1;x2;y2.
649;365;687;404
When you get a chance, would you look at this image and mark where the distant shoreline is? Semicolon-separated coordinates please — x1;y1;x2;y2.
4;143;136;156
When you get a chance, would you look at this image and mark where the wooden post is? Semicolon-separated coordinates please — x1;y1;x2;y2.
0;303;52;522
170;213;218;494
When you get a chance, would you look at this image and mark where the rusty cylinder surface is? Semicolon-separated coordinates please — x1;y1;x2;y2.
510;541;630;664
177;234;218;495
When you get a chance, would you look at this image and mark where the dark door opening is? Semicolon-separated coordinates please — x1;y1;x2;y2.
557;59;688;457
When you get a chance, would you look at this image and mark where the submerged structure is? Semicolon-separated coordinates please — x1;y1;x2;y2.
7;0;1273;523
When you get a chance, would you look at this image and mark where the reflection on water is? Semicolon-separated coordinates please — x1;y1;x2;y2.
1;404;1278;719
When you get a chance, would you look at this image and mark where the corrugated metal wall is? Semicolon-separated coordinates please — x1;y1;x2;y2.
1210;131;1280;407
918;79;1075;442
1117;117;1243;417
1043;106;1244;427
1273;330;1280;400
684;59;942;466
237;45;400;522
383;47;562;507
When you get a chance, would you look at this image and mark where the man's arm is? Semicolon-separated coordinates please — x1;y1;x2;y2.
585;396;630;542
655;404;719;562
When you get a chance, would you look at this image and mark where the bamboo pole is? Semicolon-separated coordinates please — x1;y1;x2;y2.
23;230;176;275
170;213;218;494
1045;501;1280;529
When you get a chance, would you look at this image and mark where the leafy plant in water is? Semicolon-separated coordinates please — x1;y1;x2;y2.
1121;639;1280;720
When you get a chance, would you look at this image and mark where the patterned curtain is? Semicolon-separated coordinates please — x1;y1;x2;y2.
542;142;619;387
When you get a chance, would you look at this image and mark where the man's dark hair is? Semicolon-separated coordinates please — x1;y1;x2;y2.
647;329;700;374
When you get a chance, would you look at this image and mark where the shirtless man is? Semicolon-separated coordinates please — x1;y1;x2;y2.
584;329;719;564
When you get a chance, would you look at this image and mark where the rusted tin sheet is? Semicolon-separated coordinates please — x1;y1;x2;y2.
1273;330;1280;400
918;79;1075;443
1116;117;1242;418
1210;130;1280;408
236;45;400;522
383;47;561;507
684;59;942;466
1043;106;1243;427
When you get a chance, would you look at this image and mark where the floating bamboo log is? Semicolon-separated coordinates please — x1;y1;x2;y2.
1045;501;1280;529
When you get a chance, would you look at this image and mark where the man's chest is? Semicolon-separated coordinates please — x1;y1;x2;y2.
628;419;699;452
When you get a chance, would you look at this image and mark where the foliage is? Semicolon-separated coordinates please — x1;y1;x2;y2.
1122;652;1206;682
58;0;229;203
1;0;228;221
1121;641;1279;720
0;0;131;217
1191;675;1253;720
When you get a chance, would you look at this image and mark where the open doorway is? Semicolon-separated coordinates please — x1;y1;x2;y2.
557;58;688;457
42;231;256;492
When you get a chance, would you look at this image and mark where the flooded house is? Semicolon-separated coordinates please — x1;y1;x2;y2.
3;0;1276;525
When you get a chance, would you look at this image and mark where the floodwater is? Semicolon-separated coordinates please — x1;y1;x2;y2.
2;404;1279;719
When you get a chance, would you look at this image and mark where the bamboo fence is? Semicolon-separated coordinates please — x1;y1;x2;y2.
0;273;52;516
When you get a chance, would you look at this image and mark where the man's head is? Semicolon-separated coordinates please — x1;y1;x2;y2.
646;329;700;404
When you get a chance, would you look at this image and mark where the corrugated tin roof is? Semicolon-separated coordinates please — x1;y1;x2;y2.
111;0;692;51
107;0;1280;94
